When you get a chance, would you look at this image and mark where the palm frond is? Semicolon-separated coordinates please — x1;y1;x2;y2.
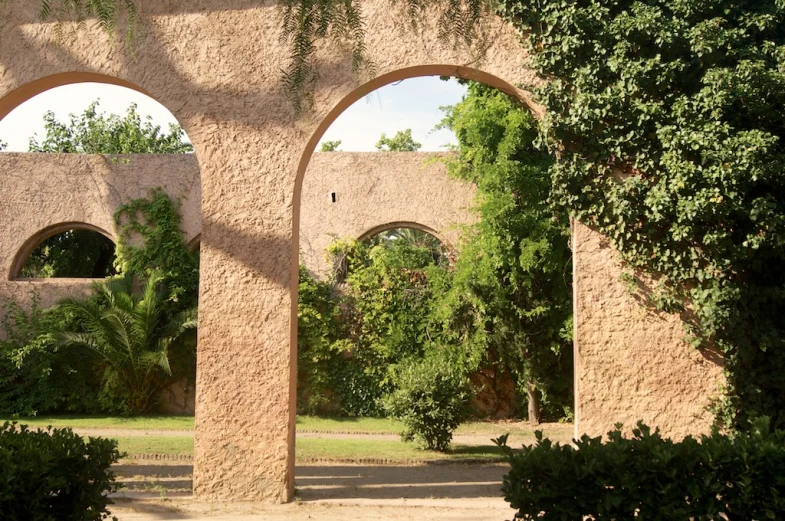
140;346;172;376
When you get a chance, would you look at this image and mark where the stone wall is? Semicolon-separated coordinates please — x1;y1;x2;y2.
300;151;476;276
0;0;725;502
572;222;724;440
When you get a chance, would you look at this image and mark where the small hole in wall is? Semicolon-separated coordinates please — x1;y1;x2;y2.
331;192;336;203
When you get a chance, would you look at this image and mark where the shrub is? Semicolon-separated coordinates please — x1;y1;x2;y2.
0;422;121;520
0;296;103;416
383;351;471;451
497;420;785;520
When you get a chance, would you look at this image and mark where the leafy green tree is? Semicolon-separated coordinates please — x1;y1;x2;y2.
319;140;342;152
437;82;572;424
56;271;197;413
29;100;191;154
375;129;422;152
297;266;344;414
316;238;449;416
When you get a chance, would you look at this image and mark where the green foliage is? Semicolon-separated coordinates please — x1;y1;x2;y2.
437;82;573;422
297;236;450;417
371;228;448;266
21;229;117;279
297;266;344;414
319;140;342;152
29;100;191;154
55;271;197;414
0;295;103;416
383;349;472;451
39;0;137;48
1;191;198;416
498;0;785;429
375;129;422;152
0;421;121;521
277;0;492;112
334;238;449;414
497;419;785;520
114;189;200;310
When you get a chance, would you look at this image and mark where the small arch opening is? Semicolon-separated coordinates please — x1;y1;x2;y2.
12;223;116;280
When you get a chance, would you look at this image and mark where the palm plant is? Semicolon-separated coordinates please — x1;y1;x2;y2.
376;228;448;266
56;271;197;413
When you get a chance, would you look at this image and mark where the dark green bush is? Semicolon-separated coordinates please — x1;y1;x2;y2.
383;351;472;451
497;420;785;520
0;422;122;521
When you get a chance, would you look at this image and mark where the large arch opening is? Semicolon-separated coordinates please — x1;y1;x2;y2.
292;66;574;501
0;75;200;433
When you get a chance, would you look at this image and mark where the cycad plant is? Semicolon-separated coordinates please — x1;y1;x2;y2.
56;271;197;413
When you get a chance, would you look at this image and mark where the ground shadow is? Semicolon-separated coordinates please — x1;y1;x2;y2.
295;463;508;501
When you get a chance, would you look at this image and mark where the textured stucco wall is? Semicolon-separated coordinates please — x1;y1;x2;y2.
0;151;469;301
0;0;725;503
300;152;476;276
572;221;724;440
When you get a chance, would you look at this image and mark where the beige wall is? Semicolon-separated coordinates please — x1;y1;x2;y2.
300;152;476;276
0;0;724;502
572;222;723;441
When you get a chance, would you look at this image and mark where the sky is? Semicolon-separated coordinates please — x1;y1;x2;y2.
0;76;467;153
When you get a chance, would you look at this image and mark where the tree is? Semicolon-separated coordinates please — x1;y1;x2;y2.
319;140;342;152
436;82;572;424
29;100;192;154
56;271;197;413
375;129;422;152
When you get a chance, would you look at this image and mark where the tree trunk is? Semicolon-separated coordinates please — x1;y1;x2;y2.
527;380;542;426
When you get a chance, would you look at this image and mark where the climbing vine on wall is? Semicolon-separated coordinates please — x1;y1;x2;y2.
114;189;200;309
496;0;785;430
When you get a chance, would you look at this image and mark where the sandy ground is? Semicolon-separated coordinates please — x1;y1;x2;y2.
110;461;517;520
111;499;516;521
89;424;573;520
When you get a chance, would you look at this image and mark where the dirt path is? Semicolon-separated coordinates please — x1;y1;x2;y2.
110;500;515;521
97;423;571;519
110;461;516;521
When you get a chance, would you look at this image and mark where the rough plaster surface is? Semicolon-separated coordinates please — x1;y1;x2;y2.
0;0;724;502
300;152;476;276
572;222;724;440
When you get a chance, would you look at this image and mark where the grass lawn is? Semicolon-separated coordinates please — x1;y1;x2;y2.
297;415;571;440
296;437;505;463
0;414;194;430
111;435;505;463
3;414;570;463
114;436;194;456
1;414;567;439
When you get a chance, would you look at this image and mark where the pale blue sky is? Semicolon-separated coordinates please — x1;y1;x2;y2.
0;76;466;152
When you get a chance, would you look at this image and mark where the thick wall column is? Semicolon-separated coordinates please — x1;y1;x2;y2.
573;220;724;440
